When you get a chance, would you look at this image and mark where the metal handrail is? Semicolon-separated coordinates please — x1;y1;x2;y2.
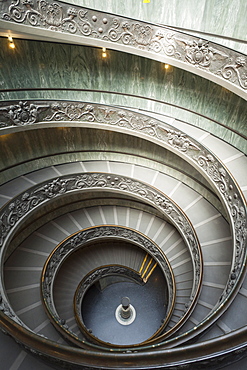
1;309;247;368
41;227;176;348
0;0;246;99
0;101;246;363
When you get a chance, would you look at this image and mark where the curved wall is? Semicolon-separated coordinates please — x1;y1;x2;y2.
0;2;246;369
71;0;247;52
0;38;246;152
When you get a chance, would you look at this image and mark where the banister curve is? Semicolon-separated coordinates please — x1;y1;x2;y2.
0;0;246;99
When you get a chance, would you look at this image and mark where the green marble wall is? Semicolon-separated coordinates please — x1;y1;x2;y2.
0;38;246;152
70;0;247;51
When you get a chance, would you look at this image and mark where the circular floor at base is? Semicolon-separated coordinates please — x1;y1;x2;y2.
81;267;167;345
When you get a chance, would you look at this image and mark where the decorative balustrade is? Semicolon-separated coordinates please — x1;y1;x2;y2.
0;100;245;299
41;227;176;347
0;1;246;99
0;173;202;336
1;304;247;368
0;0;246;366
0;101;246;342
0;100;246;366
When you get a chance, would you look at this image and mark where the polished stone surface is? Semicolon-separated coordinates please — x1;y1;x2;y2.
70;0;247;52
0;39;246;153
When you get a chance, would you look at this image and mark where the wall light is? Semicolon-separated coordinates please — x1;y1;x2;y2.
102;47;107;58
164;63;169;70
8;36;15;49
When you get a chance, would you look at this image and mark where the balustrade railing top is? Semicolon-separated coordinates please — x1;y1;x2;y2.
41;227;177;347
0;100;246;366
0;0;246;99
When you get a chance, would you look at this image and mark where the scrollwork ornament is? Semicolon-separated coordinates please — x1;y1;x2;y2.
175;37;228;69
73;173;108;189
1;0;246;93
219;56;247;89
195;153;229;196
0;101;48;126
3;0;40;25
45;102;96;122
0;192;41;247
149;31;178;57
0;99;217;155
107;18;132;44
37;177;69;198
195;152;247;294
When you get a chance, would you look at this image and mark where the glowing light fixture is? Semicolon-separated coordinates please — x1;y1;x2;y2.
8;36;15;49
102;47;107;58
164;63;169;70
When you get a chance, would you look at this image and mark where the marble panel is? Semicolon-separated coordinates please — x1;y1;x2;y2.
70;1;247;42
0;39;246;152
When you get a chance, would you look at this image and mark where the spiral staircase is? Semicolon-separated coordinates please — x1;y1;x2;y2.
0;1;247;369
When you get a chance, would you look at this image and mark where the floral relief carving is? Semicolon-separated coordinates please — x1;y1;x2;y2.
219;56;247;89
0;173;201;328
0;100;200;154
195;154;229;197
195;152;247;304
43;102;199;153
45;102;96;122
104;18;154;49
166;130;200;152
177;38;228;68
0;192;40;247
0;101;48;126
1;0;246;92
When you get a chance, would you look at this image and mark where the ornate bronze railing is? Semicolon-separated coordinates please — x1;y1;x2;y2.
1;309;247;369
0;100;245;293
41;227;176;347
0;101;246;342
0;101;246;366
0;173;202;331
0;0;246;99
74;264;168;346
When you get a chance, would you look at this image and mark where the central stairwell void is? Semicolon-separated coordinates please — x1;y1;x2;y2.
2;146;244;368
80;265;167;345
